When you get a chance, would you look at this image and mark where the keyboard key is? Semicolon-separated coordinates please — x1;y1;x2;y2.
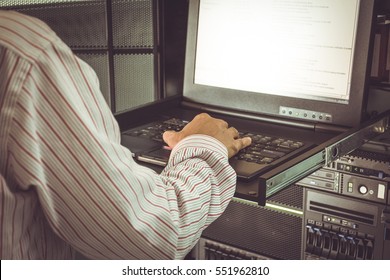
258;149;286;158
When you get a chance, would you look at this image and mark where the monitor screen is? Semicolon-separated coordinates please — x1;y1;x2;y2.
183;0;376;127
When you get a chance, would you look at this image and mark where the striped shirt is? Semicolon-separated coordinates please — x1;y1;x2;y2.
0;11;236;259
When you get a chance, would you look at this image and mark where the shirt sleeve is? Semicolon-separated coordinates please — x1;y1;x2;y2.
7;33;236;259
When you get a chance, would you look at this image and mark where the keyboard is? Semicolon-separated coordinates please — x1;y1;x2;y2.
124;118;305;167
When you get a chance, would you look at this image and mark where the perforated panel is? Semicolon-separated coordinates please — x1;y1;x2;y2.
114;54;155;112
112;0;154;48
268;184;304;210
1;0;87;6
202;200;303;259
76;53;111;106
2;0;160;113
12;1;107;49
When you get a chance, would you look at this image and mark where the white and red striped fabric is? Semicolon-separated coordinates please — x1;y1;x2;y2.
0;10;236;259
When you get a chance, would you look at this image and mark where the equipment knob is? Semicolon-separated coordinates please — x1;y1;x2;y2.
358;185;368;194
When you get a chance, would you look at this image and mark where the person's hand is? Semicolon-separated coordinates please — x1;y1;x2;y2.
162;113;252;158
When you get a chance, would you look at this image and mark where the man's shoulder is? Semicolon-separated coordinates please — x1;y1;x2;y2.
0;10;59;63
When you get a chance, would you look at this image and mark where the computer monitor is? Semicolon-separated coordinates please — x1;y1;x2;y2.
183;0;376;128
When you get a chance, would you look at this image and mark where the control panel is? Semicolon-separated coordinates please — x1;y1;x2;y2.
303;189;389;260
341;174;388;204
297;141;390;205
279;106;333;123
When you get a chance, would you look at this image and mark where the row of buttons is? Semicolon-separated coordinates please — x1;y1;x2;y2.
283;110;331;121
346;181;386;200
308;217;361;233
279;106;332;123
305;224;374;260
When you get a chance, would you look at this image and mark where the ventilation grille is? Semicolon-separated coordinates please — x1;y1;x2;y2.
202;200;302;259
12;1;107;49
2;0;159;113
76;52;110;106
349;148;390;163
1;0;85;6
112;0;154;48
114;54;155;112
268;184;304;210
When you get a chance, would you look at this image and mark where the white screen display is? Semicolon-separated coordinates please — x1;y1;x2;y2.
195;0;360;104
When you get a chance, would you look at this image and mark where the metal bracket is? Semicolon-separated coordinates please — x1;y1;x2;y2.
325;116;390;165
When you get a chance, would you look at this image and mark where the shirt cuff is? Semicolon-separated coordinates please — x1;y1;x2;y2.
169;134;228;160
